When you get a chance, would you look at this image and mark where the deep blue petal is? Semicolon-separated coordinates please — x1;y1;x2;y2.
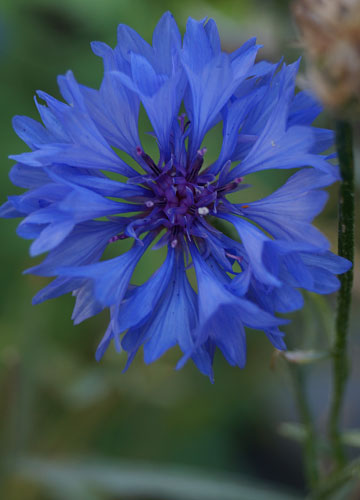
113;249;175;334
191;245;286;350
26;220;122;276
142;251;196;363
182;18;259;158
56;234;153;307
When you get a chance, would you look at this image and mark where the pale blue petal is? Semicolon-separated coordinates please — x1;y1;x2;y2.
72;281;104;325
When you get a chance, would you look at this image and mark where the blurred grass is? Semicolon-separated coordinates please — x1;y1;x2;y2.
0;1;359;499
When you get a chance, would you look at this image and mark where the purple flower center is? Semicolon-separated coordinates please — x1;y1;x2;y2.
133;142;244;247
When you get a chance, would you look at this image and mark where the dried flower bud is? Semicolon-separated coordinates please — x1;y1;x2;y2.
293;0;360;118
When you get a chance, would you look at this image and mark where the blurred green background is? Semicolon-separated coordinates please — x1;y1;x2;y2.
1;0;359;499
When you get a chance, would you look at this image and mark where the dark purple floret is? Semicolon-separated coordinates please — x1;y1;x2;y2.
123;137;247;250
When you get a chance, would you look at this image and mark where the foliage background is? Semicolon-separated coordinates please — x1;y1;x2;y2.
0;0;359;498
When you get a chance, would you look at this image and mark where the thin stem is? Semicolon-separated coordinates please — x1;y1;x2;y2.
308;458;360;500
328;120;355;470
289;364;319;490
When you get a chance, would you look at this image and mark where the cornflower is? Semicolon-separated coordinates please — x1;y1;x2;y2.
1;12;350;381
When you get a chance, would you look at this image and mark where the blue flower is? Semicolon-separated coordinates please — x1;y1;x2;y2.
1;12;351;381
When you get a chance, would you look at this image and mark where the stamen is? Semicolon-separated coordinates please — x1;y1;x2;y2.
198;147;207;156
171;239;178;248
217;177;243;194
178;113;186;133
188;147;207;181
145;201;154;208
198;206;209;216
225;252;243;262
136;146;161;175
109;233;128;243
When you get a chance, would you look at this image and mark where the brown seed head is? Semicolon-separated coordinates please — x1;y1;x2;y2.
293;0;360;118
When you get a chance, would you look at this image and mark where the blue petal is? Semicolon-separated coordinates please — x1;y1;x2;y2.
8;183;69;214
9;143;134;176
28;184;142;224
120;249;197;364
210;88;265;174
301;251;352;274
141;251;196;363
95;318;119;362
288;90;322;126
218;214;281;287
12;115;53;148
80;38;141;157
30;220;75;256
16;222;45;239
34;72;136;177
26;220;122;276
113;249;175;334
231;125;339;179
241;179;329;222
95;322;113;361
116;22;154;65
9;163;50;189
280;253;315;290
115;48;185;156
32;276;84;304
0;200;25;218
310;128;335;154
265;328;287;350
204;19;221;56
23;185;141;256
45;165;150;199
152;12;182;74
56;234;153;307
72;280;104;325
271;284;304;313
80;75;140;157
285;251;351;294
190;341;215;382
182;18;259;158
191;246;286;360
228;62;339;180
34;96;69;142
237;169;334;249
305;267;341;294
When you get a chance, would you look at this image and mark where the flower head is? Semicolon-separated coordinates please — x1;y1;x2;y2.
293;0;360;117
1;12;350;381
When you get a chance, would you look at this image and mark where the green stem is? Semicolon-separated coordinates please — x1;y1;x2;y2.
328;120;355;470
289;365;319;490
309;458;360;499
